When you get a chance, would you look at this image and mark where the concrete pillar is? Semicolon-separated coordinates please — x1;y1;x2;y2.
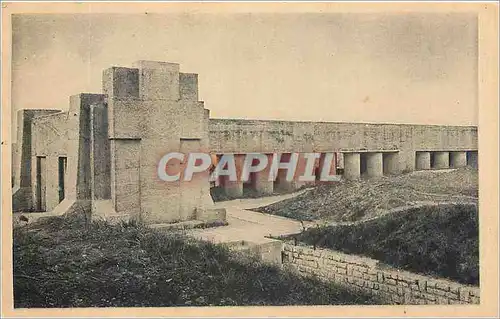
275;169;295;192
383;152;400;175
254;154;274;195
467;151;478;169
365;152;383;178
292;153;314;189
102;67;139;98
415;152;431;170
221;154;244;198
220;176;243;198
315;152;338;185
90;103;111;200
179;73;198;101
432;151;450;169
132;60;180;100
343;153;361;180
450;151;467;168
274;169;294;192
273;153;295;192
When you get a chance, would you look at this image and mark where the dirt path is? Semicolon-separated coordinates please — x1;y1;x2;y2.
188;190;311;244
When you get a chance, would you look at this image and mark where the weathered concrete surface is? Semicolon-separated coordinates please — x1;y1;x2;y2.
253;154;274;195
219;154;245;197
132;60;180;100
12;109;60;212
22;61;219;226
102;67;139;99
364;152;383;178
179;73;199;101
274;169;295;192
292;153;317;189
222;179;244;198
273;153;296;191
344;153;361;180
209;119;478;174
90;103;112;200
196;207;227;223
415;151;431;170
383;152;400;175
27;94;108;217
104;61;216;224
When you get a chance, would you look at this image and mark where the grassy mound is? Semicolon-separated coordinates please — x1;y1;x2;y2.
286;204;479;285
253;168;478;222
13;216;380;308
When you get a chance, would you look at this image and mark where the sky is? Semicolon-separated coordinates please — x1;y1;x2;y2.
11;12;478;139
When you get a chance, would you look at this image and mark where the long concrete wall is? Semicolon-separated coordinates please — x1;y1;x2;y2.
209;119;478;173
12;60;479;225
282;244;480;305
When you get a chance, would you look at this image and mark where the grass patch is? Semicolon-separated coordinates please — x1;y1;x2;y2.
14;215;381;308
285;204;479;285
253;168;478;222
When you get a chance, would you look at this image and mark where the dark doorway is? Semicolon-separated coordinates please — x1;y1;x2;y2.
35;156;46;211
466;151;478;169
58;157;67;203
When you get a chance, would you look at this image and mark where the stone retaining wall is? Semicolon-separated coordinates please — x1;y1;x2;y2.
282;244;480;305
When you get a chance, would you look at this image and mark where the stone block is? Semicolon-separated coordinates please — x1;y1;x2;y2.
343;152;360;180
252;239;284;266
102;67;139;99
132;60;180;100
196;207;227;223
179;73;199;101
364;152;383;178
